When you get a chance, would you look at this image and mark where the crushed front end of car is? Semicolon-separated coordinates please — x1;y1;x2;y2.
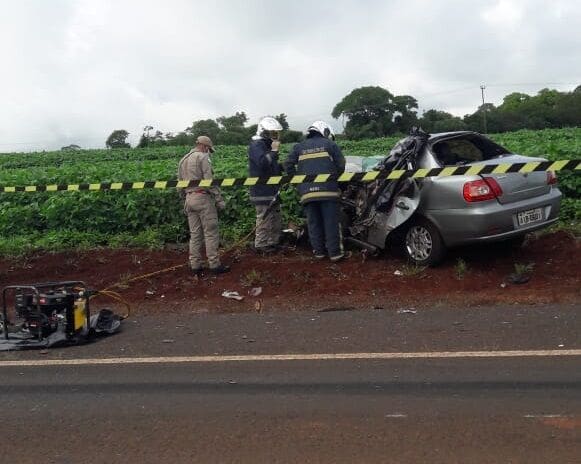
340;128;428;255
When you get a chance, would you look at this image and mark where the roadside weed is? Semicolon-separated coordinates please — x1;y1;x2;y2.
401;263;427;277
513;262;535;277
240;269;277;287
455;258;468;280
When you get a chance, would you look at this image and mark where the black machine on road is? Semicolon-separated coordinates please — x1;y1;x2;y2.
1;281;122;351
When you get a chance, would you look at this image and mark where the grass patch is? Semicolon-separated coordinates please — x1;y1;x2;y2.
240;269;278;287
400;263;427;277
513;262;535;277
455;258;468;280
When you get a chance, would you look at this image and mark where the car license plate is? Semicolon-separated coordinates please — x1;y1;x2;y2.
517;208;543;226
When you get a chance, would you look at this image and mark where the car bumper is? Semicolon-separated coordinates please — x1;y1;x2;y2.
423;188;562;247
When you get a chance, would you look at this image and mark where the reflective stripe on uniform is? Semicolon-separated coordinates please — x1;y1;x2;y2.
298;151;330;162
300;191;340;202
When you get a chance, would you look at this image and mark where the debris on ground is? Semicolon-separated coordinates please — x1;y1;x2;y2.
397;308;418;315
360;249;369;263
394;270;404;276
508;263;535;284
249;287;263;297
222;291;244;301
318;306;356;313
508;273;531;285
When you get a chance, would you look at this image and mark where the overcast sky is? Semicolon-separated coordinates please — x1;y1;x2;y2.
0;0;579;152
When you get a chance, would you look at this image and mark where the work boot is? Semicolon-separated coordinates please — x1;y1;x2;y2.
190;267;203;276
255;245;278;255
330;251;351;263
210;264;230;275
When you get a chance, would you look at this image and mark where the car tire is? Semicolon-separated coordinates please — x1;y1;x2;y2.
403;218;446;267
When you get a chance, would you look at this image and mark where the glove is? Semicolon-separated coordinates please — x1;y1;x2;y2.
271;140;281;152
216;200;226;211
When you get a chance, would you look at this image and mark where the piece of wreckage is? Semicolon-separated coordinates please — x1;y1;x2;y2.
0;281;124;351
340;127;427;261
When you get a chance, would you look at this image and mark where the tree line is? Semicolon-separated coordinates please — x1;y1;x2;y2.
105;113;303;150
332;85;581;139
103;85;581;149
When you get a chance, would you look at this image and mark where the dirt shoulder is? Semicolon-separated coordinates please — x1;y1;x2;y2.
0;231;578;315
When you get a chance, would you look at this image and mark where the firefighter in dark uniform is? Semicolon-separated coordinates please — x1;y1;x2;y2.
284;121;346;261
248;116;284;253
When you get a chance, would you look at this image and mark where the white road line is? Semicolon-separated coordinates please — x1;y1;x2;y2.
0;349;580;368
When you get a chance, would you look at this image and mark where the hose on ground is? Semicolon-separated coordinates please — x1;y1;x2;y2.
97;185;289;314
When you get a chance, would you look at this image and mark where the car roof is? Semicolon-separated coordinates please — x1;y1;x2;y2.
428;131;481;143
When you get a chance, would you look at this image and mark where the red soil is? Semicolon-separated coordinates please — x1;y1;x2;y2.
0;231;578;315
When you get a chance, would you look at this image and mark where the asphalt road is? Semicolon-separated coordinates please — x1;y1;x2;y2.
1;304;580;463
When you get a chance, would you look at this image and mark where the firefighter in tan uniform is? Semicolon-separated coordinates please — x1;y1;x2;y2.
178;136;230;275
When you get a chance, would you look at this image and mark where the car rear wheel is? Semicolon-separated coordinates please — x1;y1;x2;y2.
404;218;446;266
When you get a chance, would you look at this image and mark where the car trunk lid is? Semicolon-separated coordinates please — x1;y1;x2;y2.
467;154;550;204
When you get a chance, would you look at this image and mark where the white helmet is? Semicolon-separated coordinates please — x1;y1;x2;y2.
255;116;283;140
307;120;335;140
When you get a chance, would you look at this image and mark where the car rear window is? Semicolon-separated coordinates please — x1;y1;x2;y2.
431;135;510;166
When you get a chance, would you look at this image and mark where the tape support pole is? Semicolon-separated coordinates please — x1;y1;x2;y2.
0;160;579;193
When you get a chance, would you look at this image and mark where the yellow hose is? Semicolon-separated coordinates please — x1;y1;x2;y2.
90;290;132;320
96;223;259;310
95;187;288;313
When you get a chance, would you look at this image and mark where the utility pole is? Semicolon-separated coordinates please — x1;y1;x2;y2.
480;84;487;133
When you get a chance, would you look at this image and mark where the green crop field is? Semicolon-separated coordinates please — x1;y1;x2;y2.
0;128;579;256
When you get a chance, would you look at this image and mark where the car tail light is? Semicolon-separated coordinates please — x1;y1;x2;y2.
463;178;503;202
547;171;558;185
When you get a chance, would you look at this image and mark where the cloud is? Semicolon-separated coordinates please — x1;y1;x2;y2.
482;0;524;26
0;0;579;151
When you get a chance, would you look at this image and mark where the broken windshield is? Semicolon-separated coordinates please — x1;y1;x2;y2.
431;134;510;166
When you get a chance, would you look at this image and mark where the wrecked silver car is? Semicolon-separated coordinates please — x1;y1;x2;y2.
341;130;562;266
